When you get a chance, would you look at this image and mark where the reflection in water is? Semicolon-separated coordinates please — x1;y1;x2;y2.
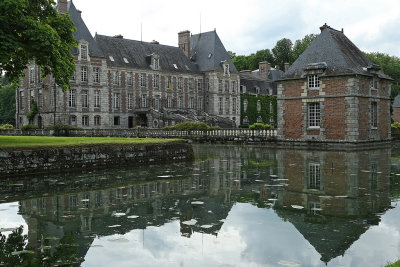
0;145;398;266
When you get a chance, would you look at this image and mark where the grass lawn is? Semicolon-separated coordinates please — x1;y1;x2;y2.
0;136;183;149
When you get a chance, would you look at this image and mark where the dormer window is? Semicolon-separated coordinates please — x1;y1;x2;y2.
154;58;160;70
80;44;88;60
308;75;320;89
223;62;230;76
370;77;379;90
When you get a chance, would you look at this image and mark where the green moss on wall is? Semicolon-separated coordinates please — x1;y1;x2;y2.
240;93;277;127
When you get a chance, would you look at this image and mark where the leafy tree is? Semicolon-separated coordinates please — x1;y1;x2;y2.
0;0;77;91
293;34;318;59
272;38;294;71
0;78;16;125
227;51;236;59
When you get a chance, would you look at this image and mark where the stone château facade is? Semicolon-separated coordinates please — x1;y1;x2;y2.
277;24;393;142
15;1;240;129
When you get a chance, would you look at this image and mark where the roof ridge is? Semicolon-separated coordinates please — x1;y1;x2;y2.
95;34;181;50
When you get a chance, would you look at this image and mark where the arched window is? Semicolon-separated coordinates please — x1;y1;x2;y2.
257;100;261;112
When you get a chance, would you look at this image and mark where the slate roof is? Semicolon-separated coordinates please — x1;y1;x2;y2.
282;24;391;80
95;35;200;74
68;1;104;58
190;31;238;74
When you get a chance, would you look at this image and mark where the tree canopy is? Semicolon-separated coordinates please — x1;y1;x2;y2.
0;0;77;91
0;77;16;125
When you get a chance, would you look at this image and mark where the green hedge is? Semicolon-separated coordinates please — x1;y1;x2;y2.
241;93;277;127
0;123;14;130
164;122;221;131
249;123;274;130
21;125;39;131
46;124;83;136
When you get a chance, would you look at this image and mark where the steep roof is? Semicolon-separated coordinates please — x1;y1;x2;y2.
283;24;391;80
68;1;104;58
95;35;200;74
190;31;238;74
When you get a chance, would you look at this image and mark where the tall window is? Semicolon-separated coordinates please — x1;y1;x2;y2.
19;91;25;110
167;95;172;108
154;95;160;110
219;97;223;114
80;44;88;60
308;102;320;127
197;79;203;91
308;75;320;89
224;80;229;92
112;71;119;85
127;72;133;86
189;78;194;91
167;76;172;89
218;79;222;92
140;73;146;87
371;101;378;127
81;66;88;82
38;90;43;108
113;93;120;109
232;81;236;93
69;115;77;126
198;97;203;111
128;93;133;110
189;97;194;109
82;90;88;108
257;100;261;112
177;77;183;90
94;116;101;126
93;67;100;83
141;94;147;108
153;74;160;88
225;98;229;114
69;90;76;107
82;115;89;127
308;163;321;189
243;99;248;112
232;98;236;114
29;67;35;84
178;96;183;108
114;116;120;126
94;90;100;108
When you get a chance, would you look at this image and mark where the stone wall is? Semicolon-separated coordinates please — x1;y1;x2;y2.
0;142;193;177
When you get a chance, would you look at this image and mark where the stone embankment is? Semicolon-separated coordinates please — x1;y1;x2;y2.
0;141;193;177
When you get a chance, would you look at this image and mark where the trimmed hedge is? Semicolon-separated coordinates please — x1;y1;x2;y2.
21;125;39;131
0;124;14;130
164;122;221;131
249;123;274;130
46;124;83;136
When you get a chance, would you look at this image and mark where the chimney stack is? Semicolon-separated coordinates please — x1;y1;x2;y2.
178;30;191;58
259;61;271;78
284;63;290;72
56;0;68;14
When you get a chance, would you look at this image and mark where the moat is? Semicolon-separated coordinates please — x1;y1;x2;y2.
1;144;400;266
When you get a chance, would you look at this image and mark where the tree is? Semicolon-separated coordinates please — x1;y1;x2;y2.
293;34;318;59
272;38;294;71
0;0;77;91
0;77;16;125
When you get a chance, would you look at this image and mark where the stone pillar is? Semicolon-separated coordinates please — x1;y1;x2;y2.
178;30;191;58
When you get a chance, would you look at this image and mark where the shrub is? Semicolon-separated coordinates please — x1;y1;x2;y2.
47;124;82;136
21;125;39;131
249;123;274;130
163;122;219;131
392;122;400;134
26;99;38;120
0;123;14;130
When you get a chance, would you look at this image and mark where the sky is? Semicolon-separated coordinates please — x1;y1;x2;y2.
70;0;400;57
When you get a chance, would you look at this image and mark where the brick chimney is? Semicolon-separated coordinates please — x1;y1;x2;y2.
259;61;271;78
178;30;190;58
57;0;68;14
284;63;290;72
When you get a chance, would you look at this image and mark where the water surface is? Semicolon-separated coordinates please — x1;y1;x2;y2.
1;144;400;266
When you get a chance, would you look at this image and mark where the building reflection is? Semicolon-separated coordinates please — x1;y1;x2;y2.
0;146;394;266
267;148;392;263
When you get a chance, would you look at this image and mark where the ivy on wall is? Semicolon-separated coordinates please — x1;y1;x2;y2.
240;93;277;127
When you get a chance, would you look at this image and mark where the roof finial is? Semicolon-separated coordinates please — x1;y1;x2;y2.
319;23;329;32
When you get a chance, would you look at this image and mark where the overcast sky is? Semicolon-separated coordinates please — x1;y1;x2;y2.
71;0;400;57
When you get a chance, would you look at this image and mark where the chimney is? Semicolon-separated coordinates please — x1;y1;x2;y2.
56;0;68;14
178;30;191;58
259;61;271;78
284;63;290;72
